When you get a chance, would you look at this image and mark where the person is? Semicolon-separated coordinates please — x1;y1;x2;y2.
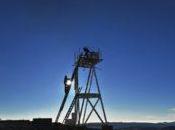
64;75;69;94
64;75;67;86
83;47;90;56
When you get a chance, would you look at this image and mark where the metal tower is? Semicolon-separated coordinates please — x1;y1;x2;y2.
55;48;107;125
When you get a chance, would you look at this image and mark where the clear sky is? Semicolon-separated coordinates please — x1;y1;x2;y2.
0;0;175;122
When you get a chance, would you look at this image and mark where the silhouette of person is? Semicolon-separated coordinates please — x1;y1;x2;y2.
64;75;69;94
64;75;67;86
83;47;90;56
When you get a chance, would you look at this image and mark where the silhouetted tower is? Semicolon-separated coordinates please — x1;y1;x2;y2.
55;48;107;125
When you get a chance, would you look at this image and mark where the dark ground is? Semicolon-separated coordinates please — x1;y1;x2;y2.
0;119;175;130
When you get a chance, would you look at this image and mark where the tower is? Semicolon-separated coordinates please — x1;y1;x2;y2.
55;48;107;126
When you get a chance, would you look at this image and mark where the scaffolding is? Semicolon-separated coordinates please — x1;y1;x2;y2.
55;47;108;126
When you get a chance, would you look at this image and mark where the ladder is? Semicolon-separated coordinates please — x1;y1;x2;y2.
63;95;77;123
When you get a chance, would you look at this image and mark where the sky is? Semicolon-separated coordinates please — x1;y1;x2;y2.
0;0;175;123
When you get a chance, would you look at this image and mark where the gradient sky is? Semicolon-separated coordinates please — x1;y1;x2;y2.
0;0;175;122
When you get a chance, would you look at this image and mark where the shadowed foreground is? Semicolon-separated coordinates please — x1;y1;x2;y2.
0;119;175;130
0;119;112;130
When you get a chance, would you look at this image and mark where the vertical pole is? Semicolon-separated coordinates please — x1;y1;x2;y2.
78;68;92;124
74;67;79;125
82;68;94;124
94;68;107;123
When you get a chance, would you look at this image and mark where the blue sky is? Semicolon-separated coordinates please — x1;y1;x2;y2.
0;0;175;122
